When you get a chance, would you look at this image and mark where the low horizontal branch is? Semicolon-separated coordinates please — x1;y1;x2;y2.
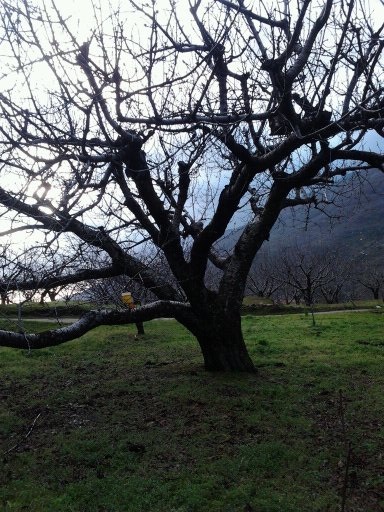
0;301;191;350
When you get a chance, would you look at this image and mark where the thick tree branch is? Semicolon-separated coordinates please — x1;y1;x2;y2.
0;301;192;349
286;0;333;85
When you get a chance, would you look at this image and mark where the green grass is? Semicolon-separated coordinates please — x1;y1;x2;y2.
1;312;383;511
0;300;94;319
241;297;383;315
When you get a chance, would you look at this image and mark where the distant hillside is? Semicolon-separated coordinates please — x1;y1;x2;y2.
219;171;384;264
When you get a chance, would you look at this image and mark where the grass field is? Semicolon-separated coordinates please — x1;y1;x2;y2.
1;312;383;511
241;298;384;315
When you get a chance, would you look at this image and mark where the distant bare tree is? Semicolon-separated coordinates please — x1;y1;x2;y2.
247;253;280;301
318;253;351;304
355;264;384;300
278;246;340;306
249;246;351;305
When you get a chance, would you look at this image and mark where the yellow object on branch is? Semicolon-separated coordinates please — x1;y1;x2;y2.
121;292;135;309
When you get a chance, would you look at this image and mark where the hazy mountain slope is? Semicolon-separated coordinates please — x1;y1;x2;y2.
219;171;384;263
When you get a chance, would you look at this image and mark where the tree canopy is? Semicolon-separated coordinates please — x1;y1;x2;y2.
0;0;383;371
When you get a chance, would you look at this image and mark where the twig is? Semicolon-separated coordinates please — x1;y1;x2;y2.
54;306;63;327
3;412;42;456
341;441;352;512
339;390;351;512
310;305;316;326
339;389;347;444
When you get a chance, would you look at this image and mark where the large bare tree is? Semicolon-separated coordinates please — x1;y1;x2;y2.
0;0;383;371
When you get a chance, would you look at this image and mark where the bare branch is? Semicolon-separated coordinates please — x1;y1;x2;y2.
0;301;192;349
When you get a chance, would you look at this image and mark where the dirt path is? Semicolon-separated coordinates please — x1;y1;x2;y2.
7;317;79;324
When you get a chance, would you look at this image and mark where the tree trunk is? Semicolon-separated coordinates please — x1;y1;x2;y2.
194;309;256;372
135;321;145;335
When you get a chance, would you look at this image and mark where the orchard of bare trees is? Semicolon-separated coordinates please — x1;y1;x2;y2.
0;0;383;371
247;246;384;306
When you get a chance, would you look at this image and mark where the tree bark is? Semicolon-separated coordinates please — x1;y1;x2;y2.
135;322;145;335
194;308;256;372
